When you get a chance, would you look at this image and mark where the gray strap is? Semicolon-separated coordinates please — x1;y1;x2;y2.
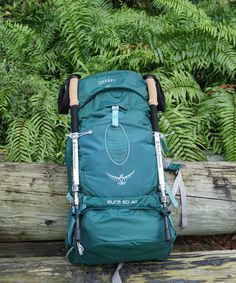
112;263;123;283
172;171;188;228
163;160;171;169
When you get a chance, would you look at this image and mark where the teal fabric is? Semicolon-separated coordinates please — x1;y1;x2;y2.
65;70;176;265
78;194;163;212
77;70;148;109
166;162;183;172
166;184;179;208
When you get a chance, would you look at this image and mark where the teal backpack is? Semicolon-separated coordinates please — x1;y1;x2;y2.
58;70;177;267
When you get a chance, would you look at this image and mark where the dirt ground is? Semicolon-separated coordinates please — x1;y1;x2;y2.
174;234;236;252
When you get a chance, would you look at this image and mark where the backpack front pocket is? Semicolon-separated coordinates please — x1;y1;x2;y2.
67;194;176;265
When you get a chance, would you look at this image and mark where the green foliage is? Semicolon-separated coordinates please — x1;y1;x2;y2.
160;106;205;161
0;0;236;162
198;85;236;161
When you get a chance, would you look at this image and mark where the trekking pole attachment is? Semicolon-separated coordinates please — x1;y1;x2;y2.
145;75;171;242
69;76;84;255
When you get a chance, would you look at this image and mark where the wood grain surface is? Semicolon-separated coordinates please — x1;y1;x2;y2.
0;162;235;241
0;250;235;283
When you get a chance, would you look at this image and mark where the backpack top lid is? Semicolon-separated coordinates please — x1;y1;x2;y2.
77;70;147;108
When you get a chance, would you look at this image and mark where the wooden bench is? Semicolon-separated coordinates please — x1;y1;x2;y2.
0;244;235;283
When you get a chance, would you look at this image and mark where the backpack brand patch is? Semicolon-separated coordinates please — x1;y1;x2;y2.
106;170;135;186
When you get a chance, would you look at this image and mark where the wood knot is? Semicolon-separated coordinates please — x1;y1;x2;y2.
46;171;52;178
45;220;55;226
207;168;233;199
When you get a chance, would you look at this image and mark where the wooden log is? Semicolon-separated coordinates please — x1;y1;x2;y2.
0;250;235;282
0;162;235;242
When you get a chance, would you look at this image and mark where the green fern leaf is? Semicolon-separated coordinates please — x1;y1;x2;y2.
160;105;205;161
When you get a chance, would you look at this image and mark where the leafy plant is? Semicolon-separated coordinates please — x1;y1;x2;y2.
198;85;236;160
0;0;235;162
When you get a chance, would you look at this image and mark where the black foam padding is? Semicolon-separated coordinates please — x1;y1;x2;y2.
155;79;166;112
143;74;166;113
58;79;70;114
58;73;81;114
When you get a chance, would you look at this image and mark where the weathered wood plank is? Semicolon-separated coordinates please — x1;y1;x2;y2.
0;234;235;258
0;162;235;241
0;242;66;258
0;250;235;283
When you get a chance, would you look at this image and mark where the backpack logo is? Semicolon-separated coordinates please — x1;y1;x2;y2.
106;170;135;186
98;78;117;86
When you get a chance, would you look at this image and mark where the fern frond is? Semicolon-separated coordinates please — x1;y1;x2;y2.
97;44;157;72
215;88;236;160
168;31;235;81
58;0;113;72
152;0;236;45
196;98;223;155
30;113;57;162
6;118;33;162
160;105;205;161
199;85;236;160
159;71;204;105
0;21;45;71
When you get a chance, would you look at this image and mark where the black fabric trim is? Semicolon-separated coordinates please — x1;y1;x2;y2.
143;74;166;112
58;74;81;114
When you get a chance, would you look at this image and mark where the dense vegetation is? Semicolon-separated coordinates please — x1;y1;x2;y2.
0;0;235;163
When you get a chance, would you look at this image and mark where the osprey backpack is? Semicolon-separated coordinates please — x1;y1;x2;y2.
58;70;177;266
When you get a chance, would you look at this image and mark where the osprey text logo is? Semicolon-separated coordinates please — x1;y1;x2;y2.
106;170;135;186
98;78;117;86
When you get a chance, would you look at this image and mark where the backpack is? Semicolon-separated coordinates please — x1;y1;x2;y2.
58;70;177;267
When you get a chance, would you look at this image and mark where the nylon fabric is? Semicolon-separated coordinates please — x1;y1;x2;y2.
77;71;148;108
78;194;163;212
64;70;176;265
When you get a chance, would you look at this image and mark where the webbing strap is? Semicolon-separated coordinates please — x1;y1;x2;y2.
166;184;178;208
112;106;119;127
171;171;188;228
112;263;123;283
66;192;73;203
164;160;183;171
